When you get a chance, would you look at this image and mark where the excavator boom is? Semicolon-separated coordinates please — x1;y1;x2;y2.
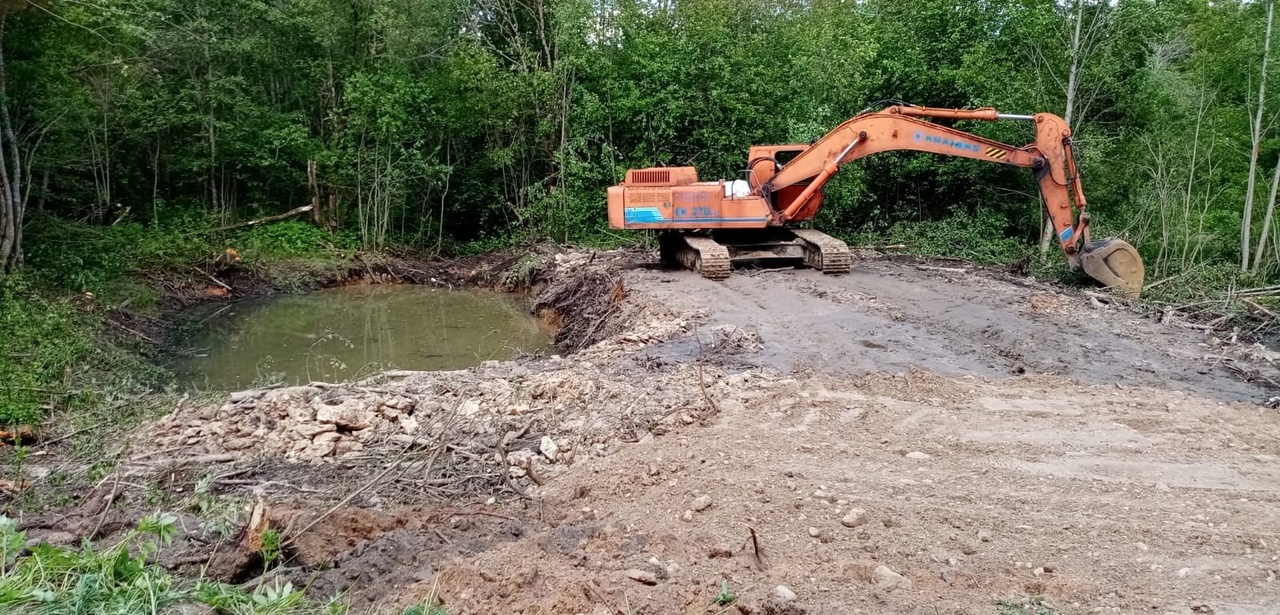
607;105;1145;297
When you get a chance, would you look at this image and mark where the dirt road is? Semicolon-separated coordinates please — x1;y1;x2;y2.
77;252;1280;615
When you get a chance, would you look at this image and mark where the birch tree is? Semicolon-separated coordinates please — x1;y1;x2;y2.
0;9;30;275
1243;0;1274;271
1030;0;1112;254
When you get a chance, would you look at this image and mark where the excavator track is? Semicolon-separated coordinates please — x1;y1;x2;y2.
661;233;730;280
791;229;852;275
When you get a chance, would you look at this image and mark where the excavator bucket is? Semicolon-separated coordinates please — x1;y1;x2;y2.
1079;239;1145;298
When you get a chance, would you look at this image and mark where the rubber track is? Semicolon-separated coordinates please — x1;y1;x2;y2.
792;229;852;275
679;236;731;280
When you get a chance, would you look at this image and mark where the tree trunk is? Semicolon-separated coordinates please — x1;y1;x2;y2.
1243;0;1274;271
33;167;47;212
1252;155;1280;271
0;11;22;274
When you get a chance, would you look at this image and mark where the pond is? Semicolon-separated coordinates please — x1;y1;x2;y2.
166;285;553;390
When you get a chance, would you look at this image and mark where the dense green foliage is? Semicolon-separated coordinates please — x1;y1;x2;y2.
0;0;1272;274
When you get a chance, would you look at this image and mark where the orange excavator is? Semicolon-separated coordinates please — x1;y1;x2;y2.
607;104;1146;297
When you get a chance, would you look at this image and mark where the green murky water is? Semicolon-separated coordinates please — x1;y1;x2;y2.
167;285;552;390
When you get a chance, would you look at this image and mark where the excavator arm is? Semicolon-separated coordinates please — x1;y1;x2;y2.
757;105;1145;296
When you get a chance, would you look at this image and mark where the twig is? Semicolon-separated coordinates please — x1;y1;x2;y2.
584;581;625;615
192;266;231;291
106;319;159;344
128;446;185;461
36;420;108;450
522;458;544;486
432;528;452;546
88;475;120;540
748;526;765;570
697;362;720;417
137;454;237;467
290;435;438;541
1244;299;1278;320
214;479;322;494
235;566;302;591
451;510;519;522
1142;275;1177;292
194;205;314;234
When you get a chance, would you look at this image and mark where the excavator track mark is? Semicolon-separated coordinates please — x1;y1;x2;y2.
662;234;730;280
791;229;852;275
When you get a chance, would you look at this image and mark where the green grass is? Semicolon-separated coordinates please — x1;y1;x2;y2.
713;580;735;606
995;596;1057;615
0;514;449;615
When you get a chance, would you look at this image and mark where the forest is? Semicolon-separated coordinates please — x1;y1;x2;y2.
0;0;1271;277
0;0;1274;420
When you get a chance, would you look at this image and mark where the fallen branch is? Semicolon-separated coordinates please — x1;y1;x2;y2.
290;446;417;541
192;266;231;291
916;264;968;274
107;319;159;344
88;475;120;540
450;510;519;522
1243;299;1278;320
852;243;907;251
135;454;237;467
1083;290;1116;304
196;205;314;234
1233;284;1280;298
36;421;108;450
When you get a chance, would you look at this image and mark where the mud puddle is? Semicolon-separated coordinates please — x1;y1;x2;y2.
166;285;552;389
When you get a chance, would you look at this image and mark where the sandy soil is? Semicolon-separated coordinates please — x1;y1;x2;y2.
29;250;1280;615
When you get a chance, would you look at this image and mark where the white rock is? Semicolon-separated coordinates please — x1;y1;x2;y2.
398;414;420;435
1177;567;1192;578
807;527;822;538
680;510;694;522
872;565;913;591
905;451;932;460
459;399;482;417
540;436;560;462
772;585;797;602
691;495;713;512
841;508;870;528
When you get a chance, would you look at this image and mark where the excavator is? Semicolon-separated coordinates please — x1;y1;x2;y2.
606;104;1146;297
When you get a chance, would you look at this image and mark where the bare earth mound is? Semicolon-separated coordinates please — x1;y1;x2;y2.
89;251;1280;614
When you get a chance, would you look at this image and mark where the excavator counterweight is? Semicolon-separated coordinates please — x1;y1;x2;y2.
607;104;1146;297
